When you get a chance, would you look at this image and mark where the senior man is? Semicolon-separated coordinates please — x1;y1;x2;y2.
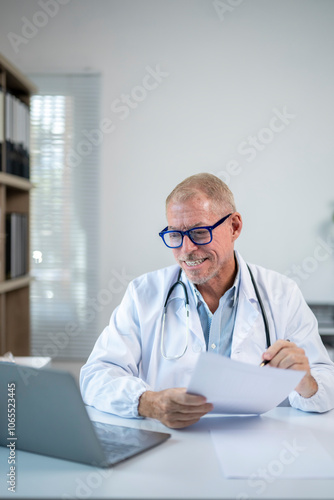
80;173;334;428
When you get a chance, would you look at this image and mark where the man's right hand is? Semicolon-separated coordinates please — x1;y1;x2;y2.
138;388;213;429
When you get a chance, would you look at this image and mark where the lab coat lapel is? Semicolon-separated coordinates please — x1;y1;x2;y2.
231;252;260;356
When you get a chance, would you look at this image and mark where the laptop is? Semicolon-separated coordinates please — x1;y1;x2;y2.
0;362;170;467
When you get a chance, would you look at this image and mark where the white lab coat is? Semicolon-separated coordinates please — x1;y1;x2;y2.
80;251;334;418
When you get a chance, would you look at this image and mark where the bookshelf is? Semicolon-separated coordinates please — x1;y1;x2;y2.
0;53;36;356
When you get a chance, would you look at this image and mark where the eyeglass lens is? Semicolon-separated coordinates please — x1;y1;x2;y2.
165;228;211;247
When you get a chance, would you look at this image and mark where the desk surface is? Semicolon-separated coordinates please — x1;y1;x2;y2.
1;406;334;499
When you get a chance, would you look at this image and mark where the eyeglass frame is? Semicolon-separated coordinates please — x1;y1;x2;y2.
159;213;233;249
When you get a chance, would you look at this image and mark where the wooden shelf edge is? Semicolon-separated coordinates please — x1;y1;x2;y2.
0;53;37;94
0;172;33;191
0;275;32;294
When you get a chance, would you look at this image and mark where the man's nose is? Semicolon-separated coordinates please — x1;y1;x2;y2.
182;234;198;252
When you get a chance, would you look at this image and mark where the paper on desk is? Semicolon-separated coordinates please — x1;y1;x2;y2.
211;418;334;478
187;352;305;414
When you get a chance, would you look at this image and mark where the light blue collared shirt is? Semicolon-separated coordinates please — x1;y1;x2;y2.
188;257;240;357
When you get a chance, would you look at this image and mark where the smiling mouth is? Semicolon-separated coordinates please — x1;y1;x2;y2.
184;258;206;267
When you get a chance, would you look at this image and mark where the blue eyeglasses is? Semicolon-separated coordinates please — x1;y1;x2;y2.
159;213;232;248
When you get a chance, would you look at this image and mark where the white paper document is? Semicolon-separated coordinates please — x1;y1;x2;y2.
211;418;334;478
187;352;305;414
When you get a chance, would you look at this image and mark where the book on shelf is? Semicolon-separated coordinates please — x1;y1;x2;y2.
4;90;30;179
5;212;28;280
0;85;3;173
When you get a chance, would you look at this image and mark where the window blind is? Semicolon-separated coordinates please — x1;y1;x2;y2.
29;74;100;359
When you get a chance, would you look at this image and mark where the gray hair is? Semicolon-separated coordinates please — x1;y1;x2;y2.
166;173;236;215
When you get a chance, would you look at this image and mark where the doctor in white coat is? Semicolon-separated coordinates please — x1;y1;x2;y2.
80;173;334;428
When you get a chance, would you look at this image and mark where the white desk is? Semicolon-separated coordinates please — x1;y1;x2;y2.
1;406;334;499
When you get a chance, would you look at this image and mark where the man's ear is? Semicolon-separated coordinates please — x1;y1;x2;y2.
231;212;242;241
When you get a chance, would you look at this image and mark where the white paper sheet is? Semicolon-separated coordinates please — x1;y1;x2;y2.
187;352;305;414
211;417;334;478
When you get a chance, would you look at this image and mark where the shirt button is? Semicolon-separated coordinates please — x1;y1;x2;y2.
193;343;202;353
211;343;216;350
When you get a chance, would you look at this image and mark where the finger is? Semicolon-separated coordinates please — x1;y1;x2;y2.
276;353;309;371
161;390;212;414
268;348;308;370
165;416;202;429
181;393;209;406
274;355;307;370
175;402;214;415
262;339;295;361
166;400;213;415
170;407;213;421
173;389;209;407
163;407;213;428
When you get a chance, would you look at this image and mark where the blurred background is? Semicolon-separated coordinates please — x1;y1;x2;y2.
0;0;333;365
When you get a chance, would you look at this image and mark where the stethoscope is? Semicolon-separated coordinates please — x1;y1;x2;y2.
161;265;271;360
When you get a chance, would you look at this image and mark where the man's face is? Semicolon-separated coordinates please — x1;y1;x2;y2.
166;194;241;286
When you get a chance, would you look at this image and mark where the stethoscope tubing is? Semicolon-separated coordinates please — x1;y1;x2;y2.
161;268;190;360
246;264;271;349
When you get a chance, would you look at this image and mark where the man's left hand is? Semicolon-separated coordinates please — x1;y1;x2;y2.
262;339;318;398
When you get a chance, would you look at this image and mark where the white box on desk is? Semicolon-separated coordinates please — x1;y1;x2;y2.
0;356;51;368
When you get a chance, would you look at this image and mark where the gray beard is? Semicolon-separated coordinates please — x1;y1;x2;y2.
184;267;220;286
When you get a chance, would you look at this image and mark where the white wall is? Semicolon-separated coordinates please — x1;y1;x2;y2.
0;0;333;335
